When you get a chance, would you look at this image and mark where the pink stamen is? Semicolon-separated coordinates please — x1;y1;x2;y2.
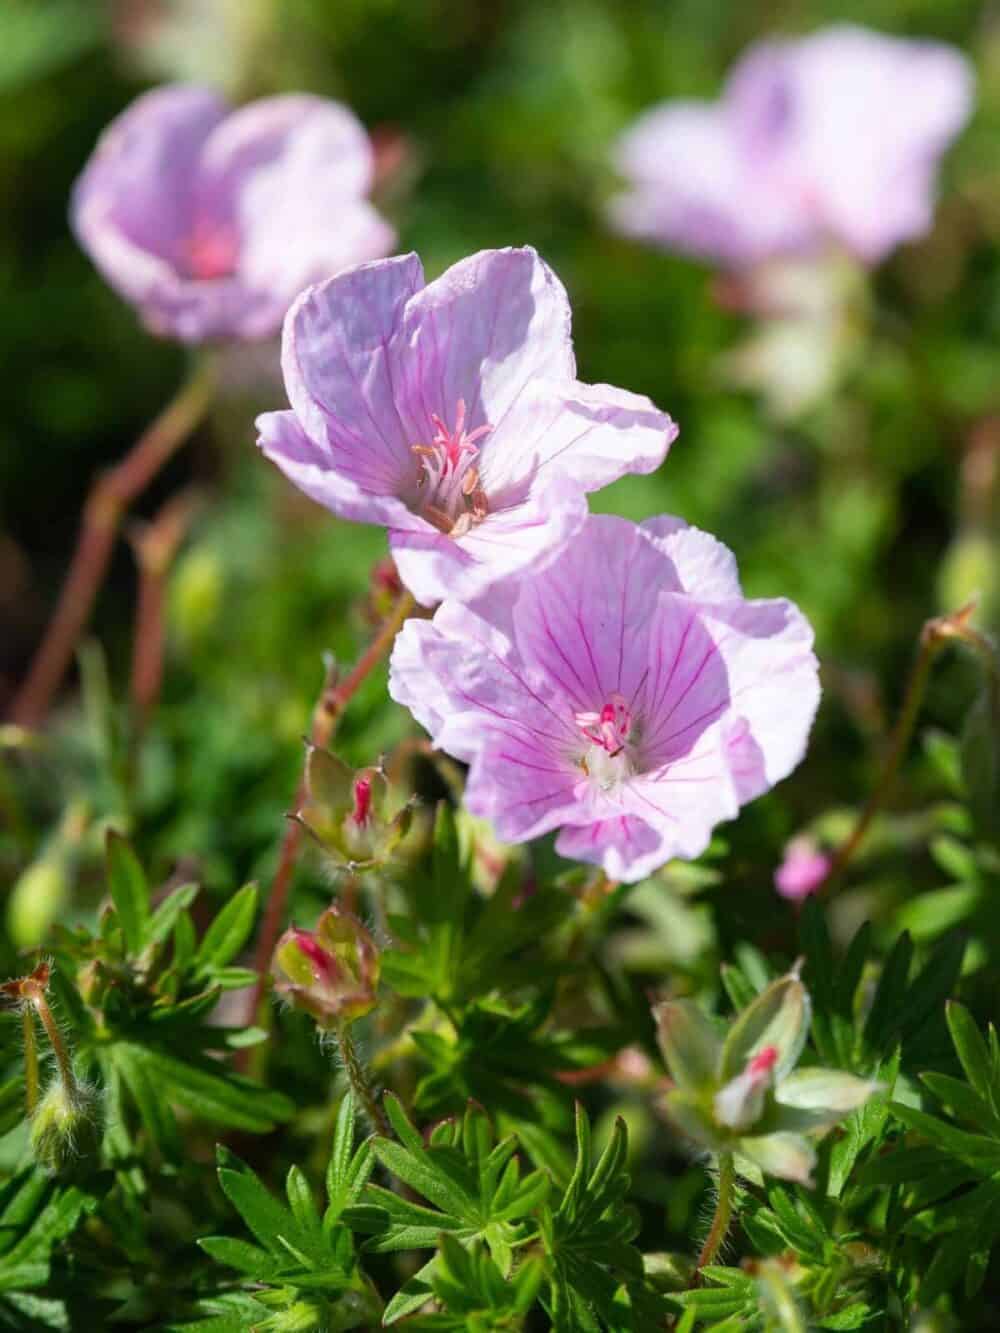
575;692;633;756
411;398;492;534
185;219;239;281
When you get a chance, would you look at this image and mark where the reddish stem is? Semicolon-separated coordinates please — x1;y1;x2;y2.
10;361;214;727
129;489;202;728
243;589;416;1033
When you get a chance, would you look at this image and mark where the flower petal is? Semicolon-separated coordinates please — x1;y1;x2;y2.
389;469;588;606
281;254;426;496
554;816;670;884
639;519;743;602
609;101;810;265
387;247;575;449
513;514;669;712
481;379;676;500
256;409;420;529
210;96;392;320
71;86;231;337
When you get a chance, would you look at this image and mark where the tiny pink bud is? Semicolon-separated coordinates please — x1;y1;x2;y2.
748;1045;779;1078
352;775;373;827
775;837;831;901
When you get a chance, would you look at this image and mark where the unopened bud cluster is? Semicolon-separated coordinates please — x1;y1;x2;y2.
654;970;878;1186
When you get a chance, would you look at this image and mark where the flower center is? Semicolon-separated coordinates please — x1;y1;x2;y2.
185;219;239;281
575;693;636;789
411;398;491;537
575;693;633;756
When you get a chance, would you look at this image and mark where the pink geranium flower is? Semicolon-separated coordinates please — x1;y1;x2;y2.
72;86;393;341
389;514;819;882
257;248;677;605
610;25;972;267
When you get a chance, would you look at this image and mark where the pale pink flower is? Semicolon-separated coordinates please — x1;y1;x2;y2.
389;514;819;882
611;25;972;267
72;85;392;341
257;248;676;605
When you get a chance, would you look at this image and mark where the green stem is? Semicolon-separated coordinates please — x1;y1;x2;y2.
22;1008;39;1116
337;1022;389;1137
821;605;977;894
696;1152;735;1274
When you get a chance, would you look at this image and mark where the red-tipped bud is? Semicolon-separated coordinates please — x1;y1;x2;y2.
272;905;380;1029
351;775;373;827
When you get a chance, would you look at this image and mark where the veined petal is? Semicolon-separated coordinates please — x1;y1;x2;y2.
389;469;587;607
281;253;425;492
639;519;743;602
387;247;575;450
514;514;668;712
554;816;671;884
256;409;421;529
481;379;676;500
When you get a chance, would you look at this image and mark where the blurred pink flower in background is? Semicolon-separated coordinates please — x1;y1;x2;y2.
72;86;393;341
774;836;831;901
610;25;973;268
258;247;677;606
389;514;819;882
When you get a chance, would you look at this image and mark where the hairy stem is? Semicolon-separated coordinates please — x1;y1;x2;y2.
28;987;76;1099
337;1022;390;1137
22;1008;39;1117
696;1152;735;1274
244;588;416;1033
11;360;214;728
821;603;980;894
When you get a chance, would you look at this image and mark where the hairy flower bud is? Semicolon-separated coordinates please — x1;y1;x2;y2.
272;905;380;1029
31;1081;103;1176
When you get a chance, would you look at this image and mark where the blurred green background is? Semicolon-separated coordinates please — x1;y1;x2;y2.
1;0;998;937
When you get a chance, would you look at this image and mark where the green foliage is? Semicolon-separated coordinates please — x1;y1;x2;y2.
178;1093;379;1332
48;835;290;1160
4;0;1000;1326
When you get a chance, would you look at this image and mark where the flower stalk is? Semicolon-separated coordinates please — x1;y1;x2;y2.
11;360;214;728
337;1021;389;1137
696;1151;735;1274
821;601;985;892
244;586;414;1033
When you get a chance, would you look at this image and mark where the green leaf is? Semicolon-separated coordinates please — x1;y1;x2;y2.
104;831;150;954
195;884;259;972
131;1045;292;1132
946;1001;994;1105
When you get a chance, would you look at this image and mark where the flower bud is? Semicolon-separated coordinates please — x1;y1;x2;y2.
272;905;380;1029
31;1080;103;1176
714;1045;777;1131
774;837;830;902
297;748;414;872
7;856;68;950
